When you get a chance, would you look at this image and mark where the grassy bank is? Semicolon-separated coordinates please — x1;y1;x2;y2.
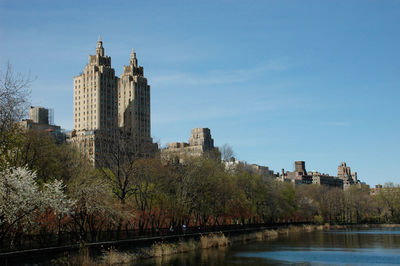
53;225;326;265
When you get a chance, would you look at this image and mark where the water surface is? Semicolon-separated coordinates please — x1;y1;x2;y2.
137;227;400;265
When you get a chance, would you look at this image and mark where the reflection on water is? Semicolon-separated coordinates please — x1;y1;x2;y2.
137;248;231;266
239;249;400;265
328;229;400;235
136;227;400;265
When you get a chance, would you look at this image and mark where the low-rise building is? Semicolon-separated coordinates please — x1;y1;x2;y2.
161;128;220;163
310;171;343;188
370;184;383;196
337;162;358;190
223;158;277;179
279;161;358;189
19;106;65;143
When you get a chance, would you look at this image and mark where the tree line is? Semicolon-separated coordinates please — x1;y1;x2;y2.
1;64;399;251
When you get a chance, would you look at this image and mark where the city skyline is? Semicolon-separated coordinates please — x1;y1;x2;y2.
1;0;399;186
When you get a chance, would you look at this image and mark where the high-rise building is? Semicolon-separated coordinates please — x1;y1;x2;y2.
70;38;155;165
29;106;49;125
118;49;154;155
73;37;118;132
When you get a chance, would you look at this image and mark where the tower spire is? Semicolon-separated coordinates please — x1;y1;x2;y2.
96;36;104;56
131;48;136;59
130;48;138;67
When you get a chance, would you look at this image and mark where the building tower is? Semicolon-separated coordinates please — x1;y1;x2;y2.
71;37;119;163
188;128;214;151
161;128;220;163
118;48;154;155
337;162;351;179
337;162;355;190
29;106;49;125
294;161;307;176
73;37;118;132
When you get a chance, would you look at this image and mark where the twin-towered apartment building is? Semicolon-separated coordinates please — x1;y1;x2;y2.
70;38;155;164
69;38;216;165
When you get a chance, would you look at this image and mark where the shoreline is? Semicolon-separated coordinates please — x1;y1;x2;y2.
2;223;399;265
83;223;400;265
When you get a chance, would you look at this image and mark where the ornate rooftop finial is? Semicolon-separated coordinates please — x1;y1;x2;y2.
96;36;104;56
130;48;138;67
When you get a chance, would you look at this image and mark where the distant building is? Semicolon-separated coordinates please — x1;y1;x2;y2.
280;161;312;184
280;161;344;188
370;184;383;196
223;158;276;179
19;106;65;143
248;164;276;178
29;106;49;125
337;162;358;190
223;158;241;172
161;128;220;163
310;171;343;188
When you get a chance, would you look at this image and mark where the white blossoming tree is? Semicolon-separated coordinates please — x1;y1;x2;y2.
0;166;74;248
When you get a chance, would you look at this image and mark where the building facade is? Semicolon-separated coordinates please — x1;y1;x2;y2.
29;106;49;125
161;128;220;163
337;162;358;190
70;38;155;165
280;161;345;188
118;49;154;156
73;37;118;133
20;106;65;143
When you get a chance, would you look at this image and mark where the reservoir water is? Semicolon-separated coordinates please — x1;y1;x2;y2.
136;227;400;265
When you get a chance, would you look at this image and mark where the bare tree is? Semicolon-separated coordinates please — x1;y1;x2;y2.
0;63;32;169
0;62;31;130
93;129;158;236
219;143;235;161
95;130;157;204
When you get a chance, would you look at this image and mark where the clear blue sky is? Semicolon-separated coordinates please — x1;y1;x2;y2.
1;0;399;186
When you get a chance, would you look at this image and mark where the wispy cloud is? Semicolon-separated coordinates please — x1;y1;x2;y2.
151;58;290;87
321;121;350;127
152;92;309;126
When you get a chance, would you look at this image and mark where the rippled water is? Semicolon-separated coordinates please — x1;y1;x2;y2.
137;227;400;265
